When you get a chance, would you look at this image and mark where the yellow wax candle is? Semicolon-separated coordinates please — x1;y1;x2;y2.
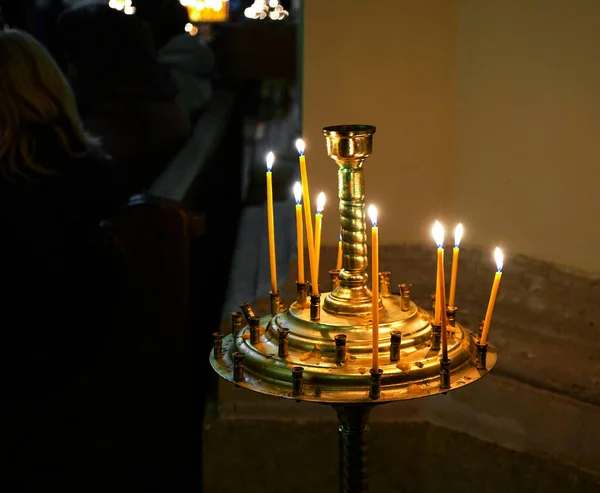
369;205;379;371
432;221;444;325
433;221;448;359
448;223;463;307
296;139;318;293
293;182;304;284
480;248;504;345
438;251;449;361
336;232;343;270
266;152;277;293
314;192;325;286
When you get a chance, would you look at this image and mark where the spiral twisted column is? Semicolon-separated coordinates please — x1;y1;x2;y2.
323;125;379;315
335;405;372;493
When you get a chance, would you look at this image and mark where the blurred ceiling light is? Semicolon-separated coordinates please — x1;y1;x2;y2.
244;0;288;20
181;0;228;22
108;0;136;14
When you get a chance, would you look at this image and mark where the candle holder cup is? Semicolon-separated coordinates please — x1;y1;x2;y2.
474;341;488;370
278;327;290;358
270;291;281;316
369;368;383;400
295;281;309;308
335;334;348;365
292;366;304;396
233;352;245;382
379;272;391;298
239;301;256;325
231;311;242;338
249;316;261;345
390;331;402;362
430;323;442;351
400;283;411;311
213;332;224;359
447;305;458;327
310;293;321;321
440;358;452;389
329;269;341;291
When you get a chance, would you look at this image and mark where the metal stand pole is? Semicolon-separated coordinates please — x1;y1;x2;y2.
334;405;373;493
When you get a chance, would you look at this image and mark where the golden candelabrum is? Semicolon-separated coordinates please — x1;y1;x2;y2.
210;125;497;493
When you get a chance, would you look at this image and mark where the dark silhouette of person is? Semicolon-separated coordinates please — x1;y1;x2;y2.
135;0;216;122
0;28;128;408
54;1;191;190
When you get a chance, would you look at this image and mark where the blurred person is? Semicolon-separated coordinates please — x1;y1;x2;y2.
54;1;191;188
0;29;128;405
135;0;216;122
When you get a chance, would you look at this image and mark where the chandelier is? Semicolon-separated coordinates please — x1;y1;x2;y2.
210;125;502;493
244;0;289;20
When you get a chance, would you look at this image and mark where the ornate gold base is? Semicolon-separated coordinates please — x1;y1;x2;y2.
210;292;496;405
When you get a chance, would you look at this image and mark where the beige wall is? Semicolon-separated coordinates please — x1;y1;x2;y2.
302;0;459;247
456;0;600;273
303;0;600;273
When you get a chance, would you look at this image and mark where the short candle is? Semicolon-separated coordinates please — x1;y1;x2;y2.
480;248;504;345
314;192;326;291
336;231;343;271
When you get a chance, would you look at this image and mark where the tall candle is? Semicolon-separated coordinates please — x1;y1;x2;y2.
480;248;504;345
296;139;318;293
314;192;326;290
369;205;379;371
448;223;463;307
293;182;304;284
432;221;444;325
433;221;448;359
336;231;343;270
266;152;277;293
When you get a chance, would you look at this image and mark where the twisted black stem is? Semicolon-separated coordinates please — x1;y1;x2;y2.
335;405;373;493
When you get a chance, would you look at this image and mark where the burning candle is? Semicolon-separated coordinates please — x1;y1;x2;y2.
296;139;317;293
314;192;326;292
432;221;444;325
266;152;277;293
480;248;504;345
435;231;449;361
293;182;304;284
448;223;463;307
369;205;379;371
336;231;343;270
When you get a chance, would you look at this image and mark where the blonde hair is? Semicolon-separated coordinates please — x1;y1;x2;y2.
0;29;90;178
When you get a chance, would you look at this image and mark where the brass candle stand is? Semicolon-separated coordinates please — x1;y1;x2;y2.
210;125;497;493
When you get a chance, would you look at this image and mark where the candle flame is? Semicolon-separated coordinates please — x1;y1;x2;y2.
432;220;444;248
295;138;305;155
454;223;464;247
494;247;504;272
293;182;302;204
368;205;378;227
339;231;342;242
316;192;326;214
266;151;275;171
